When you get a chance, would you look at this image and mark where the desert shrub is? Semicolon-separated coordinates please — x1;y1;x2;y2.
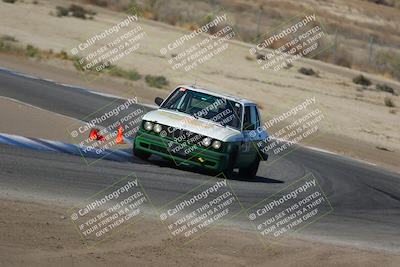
56;6;69;17
375;50;400;81
0;35;17;42
26;44;39;57
201;14;219;34
56;5;95;19
376;83;395;95
0;40;10;52
69;4;86;19
0;43;24;53
76;59;109;72
255;52;265;60
125;2;144;16
284;63;293;69
352;75;371;86
145;75;169;88
365;0;394;7
298;67;318;76
69;4;90;19
73;57;83;71
125;70;141;81
108;66;141;81
56;50;69;60
0;35;24;54
384;97;395;107
3;0;17;3
84;0;107;7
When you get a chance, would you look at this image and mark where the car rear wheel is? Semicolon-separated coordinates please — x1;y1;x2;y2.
239;158;260;179
133;146;151;160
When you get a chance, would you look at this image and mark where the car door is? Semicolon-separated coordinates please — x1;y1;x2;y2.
237;105;261;166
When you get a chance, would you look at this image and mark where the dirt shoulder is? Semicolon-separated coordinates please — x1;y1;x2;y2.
0;198;399;266
0;96;77;143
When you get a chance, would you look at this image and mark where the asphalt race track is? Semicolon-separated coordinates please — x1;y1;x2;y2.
0;68;399;252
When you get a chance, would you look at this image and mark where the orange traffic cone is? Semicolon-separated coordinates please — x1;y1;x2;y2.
116;125;125;144
89;128;105;141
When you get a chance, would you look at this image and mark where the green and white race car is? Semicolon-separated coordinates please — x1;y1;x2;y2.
133;85;268;178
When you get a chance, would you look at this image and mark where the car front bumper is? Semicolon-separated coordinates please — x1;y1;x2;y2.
134;130;230;171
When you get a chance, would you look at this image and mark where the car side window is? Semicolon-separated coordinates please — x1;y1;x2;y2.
244;106;256;130
252;106;261;127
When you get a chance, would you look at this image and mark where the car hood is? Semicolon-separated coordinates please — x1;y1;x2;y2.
143;109;242;141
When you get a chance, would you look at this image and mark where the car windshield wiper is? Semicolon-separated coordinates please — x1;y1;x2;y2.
163;106;183;113
212;120;240;131
166;107;199;118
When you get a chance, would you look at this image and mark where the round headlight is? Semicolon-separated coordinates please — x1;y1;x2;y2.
144;121;153;131
153;124;162;133
202;137;212;147
212;140;221;150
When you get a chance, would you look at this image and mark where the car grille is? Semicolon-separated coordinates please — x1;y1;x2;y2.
160;125;204;145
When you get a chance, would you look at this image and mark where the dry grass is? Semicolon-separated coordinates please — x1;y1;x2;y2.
74;0;400;81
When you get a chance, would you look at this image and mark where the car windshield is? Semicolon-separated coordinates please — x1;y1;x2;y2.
161;88;243;130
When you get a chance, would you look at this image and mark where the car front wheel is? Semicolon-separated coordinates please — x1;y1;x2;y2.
239;158;260;179
133;145;151;160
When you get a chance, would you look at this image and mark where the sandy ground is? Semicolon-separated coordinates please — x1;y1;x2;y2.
0;197;399;267
0;96;77;143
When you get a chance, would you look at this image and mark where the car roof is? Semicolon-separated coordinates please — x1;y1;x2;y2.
179;85;256;105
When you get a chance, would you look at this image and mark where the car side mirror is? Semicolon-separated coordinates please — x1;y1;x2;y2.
155;97;164;106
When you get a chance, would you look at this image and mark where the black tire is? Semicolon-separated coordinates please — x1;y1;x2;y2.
133;146;151;160
223;165;234;179
239;158;260;179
